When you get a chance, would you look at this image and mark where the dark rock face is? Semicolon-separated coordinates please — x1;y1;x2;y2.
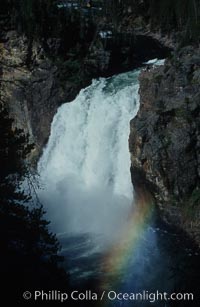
129;46;200;244
0;31;89;160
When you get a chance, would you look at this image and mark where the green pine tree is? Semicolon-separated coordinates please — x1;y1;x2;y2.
0;103;67;302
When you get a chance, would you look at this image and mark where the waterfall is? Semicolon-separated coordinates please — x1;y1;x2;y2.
36;60;182;294
38;69;141;239
38;60;165;239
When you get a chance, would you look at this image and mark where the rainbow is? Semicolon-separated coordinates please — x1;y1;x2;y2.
99;190;155;303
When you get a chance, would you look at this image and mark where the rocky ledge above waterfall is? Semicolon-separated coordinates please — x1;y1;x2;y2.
129;46;200;245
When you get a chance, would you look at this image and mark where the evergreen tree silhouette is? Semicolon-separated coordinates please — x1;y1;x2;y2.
0;103;67;304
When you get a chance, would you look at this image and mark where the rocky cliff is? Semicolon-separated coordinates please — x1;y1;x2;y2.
0;30;91;161
129;46;200;244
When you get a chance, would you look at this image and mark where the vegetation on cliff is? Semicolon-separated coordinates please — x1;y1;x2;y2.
149;0;200;43
1;1;200;44
0;103;67;301
1;0;96;55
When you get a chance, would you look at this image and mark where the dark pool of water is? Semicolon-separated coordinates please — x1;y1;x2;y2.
58;221;200;307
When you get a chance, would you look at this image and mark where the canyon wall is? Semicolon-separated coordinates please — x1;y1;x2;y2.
129;46;200;244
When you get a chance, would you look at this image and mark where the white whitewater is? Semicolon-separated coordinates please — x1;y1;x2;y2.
38;69;141;239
